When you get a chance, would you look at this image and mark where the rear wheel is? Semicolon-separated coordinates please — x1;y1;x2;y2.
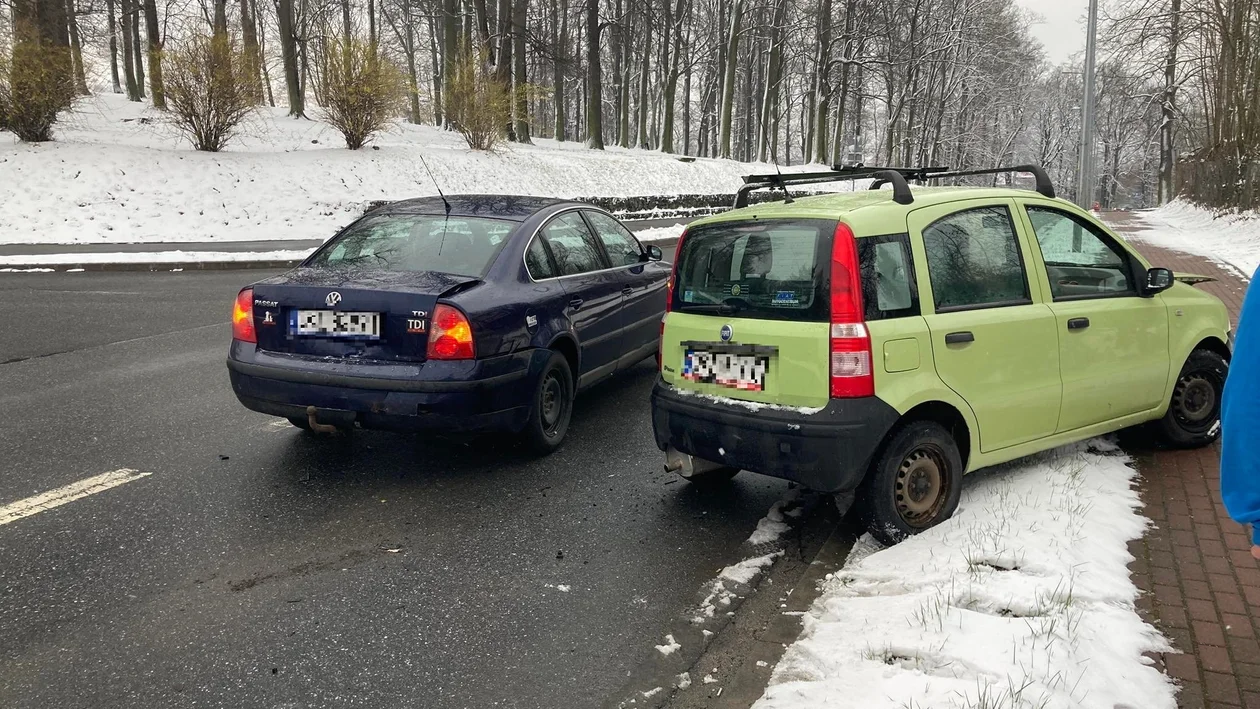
1156;349;1227;448
856;421;963;546
522;352;575;455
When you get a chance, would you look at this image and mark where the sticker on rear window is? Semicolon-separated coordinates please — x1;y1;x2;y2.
771;291;800;306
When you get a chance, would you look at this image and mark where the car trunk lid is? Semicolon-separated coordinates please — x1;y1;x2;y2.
250;268;480;362
660;218;836;409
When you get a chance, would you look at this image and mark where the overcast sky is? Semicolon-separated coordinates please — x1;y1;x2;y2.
1018;0;1090;66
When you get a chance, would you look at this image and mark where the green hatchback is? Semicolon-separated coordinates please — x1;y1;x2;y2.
651;166;1231;544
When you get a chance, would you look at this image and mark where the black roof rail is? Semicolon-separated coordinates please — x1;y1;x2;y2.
733;166;948;208
924;165;1056;199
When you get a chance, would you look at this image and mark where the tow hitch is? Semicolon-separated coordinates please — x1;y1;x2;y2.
306;406;343;434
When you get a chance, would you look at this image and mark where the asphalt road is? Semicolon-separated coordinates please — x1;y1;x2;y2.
0;268;788;708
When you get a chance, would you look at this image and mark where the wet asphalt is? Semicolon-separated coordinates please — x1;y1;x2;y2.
0;268;791;709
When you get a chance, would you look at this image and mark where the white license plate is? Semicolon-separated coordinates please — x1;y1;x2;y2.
682;350;769;391
292;310;381;338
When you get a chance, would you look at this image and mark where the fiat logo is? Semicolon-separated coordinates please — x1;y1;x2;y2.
325;291;342;307
720;324;733;342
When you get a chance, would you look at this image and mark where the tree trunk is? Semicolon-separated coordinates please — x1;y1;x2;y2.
512;0;532;142
66;0;89;94
585;0;604;149
610;0;623;146
403;0;421;123
616;0;631;147
107;0;123;93
473;0;494;61
278;0;305;116
120;0;141;101
428;15;442;124
717;0;743;159
256;0;275;105
369;0;377;46
240;0;261;98
213;0;228;36
812;0;833;164
660;0;686;153
341;0;352;39
635;11;651;148
757;0;785;162
681;32;691;155
1158;0;1181;205
553;0;568;140
143;0;164;107
130;0;146;98
442;0;458;127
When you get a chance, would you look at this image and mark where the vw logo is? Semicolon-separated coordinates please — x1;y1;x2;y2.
325;291;342;307
720;324;733;342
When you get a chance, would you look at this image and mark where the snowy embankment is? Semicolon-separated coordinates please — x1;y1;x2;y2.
1130;200;1260;277
0;94;814;246
754;441;1175;709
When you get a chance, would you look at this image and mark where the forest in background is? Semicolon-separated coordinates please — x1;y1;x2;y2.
3;0;1260;210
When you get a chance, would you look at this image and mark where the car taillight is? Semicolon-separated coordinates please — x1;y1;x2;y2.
427;304;475;360
661;229;688;370
232;288;256;343
830;222;873;398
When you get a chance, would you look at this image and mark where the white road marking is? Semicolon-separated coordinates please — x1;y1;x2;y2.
0;468;153;526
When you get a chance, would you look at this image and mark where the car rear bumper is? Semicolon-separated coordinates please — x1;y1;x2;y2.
650;380;900;493
226;343;542;433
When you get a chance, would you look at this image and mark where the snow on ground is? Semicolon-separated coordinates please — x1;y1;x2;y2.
753;441;1175;709
1128;200;1260;277
0;94;830;246
0;249;312;265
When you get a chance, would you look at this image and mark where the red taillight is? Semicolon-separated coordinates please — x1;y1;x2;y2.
427;304;475;360
232;288;256;343
660;229;688;371
829;223;873;398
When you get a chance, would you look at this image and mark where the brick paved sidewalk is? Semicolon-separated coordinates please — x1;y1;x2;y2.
1111;212;1255;708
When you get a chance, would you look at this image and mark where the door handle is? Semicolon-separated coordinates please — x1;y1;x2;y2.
568;297;584;310
1067;317;1091;330
944;331;975;344
621;286;634;296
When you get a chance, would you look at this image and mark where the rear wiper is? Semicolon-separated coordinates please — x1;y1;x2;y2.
681;302;742;315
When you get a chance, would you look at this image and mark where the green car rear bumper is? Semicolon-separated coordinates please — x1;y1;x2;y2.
650;379;900;493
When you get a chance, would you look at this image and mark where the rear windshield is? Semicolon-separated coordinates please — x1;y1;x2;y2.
308;214;515;277
672;219;831;322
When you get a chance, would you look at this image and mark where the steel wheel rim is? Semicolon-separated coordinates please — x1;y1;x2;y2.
540;372;565;434
895;446;949;528
1173;372;1218;429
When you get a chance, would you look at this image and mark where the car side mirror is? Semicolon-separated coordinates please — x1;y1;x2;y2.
1144;267;1174;296
644;244;664;262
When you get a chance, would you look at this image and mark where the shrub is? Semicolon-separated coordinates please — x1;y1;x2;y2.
163;34;260;152
0;38;78;142
313;38;407;150
444;41;511;151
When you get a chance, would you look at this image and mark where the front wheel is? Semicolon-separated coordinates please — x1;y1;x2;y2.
521;352;575;455
855;421;964;546
1156;349;1228;448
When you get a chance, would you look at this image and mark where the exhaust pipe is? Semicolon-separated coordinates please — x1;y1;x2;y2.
663;446;725;478
306;406;342;435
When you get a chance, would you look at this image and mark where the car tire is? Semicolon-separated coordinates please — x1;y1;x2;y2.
522;351;575;455
1156;348;1228;449
855;420;964;546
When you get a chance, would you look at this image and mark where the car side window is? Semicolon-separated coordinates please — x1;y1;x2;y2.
525;237;557;280
1026;206;1136;299
541;212;608;276
584;211;644;267
858;235;918;320
921;206;1031;312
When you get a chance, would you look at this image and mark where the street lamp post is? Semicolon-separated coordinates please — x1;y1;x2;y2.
1076;0;1099;209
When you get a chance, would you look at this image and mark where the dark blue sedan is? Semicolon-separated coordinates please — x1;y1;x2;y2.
226;195;669;452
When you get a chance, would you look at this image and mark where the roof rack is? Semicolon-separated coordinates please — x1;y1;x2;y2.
734;164;1055;208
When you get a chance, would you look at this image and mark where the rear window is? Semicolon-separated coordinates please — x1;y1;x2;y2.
308;214;515;277
672;219;830;322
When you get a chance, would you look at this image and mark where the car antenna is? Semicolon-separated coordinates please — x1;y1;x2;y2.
774;163;794;204
416;152;452;256
417;153;452;215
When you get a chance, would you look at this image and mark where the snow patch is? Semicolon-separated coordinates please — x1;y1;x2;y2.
0;249;314;266
654;634;681;656
753;441;1175;709
747;489;803;546
1128;200;1260;277
671;388;825;415
674;672;692;690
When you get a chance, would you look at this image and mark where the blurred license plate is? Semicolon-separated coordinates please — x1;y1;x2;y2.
682;349;769;391
292;310;381;338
